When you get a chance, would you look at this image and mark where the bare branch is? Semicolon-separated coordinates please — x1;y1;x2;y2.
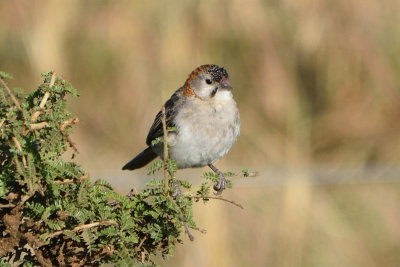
45;221;118;241
162;105;170;195
12;136;27;168
0;203;16;209
185;195;244;209
191;226;207;234
0;77;21;111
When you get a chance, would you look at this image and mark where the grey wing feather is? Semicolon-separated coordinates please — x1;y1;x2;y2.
146;88;183;146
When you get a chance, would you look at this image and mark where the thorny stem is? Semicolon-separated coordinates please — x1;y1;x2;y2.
162;105;170;195
160;106;194;240
0;76;21;111
185;195;244;209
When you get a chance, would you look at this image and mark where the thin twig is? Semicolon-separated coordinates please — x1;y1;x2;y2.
185;195;244;209
141;251;146;263
45;221;118;240
136;236;147;251
162;105;169;195
0;203;16;209
39;72;56;108
55;174;89;184
12;136;27;168
60;117;79;153
191;226;207;234
55;179;74;185
179;211;194;241
30;109;52;123
31;72;56;121
0;77;21;111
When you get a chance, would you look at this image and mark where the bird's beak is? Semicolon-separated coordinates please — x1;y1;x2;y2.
219;77;233;90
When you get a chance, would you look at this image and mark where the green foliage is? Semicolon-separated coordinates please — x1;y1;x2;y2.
147;160;163;175
150;136;163;146
241;168;250;177
0;71;241;266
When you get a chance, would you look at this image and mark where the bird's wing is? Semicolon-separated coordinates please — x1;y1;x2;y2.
146;88;183;146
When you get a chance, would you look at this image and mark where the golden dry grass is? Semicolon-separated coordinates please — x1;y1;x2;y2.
1;1;400;266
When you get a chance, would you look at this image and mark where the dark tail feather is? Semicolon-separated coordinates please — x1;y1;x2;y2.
122;147;157;170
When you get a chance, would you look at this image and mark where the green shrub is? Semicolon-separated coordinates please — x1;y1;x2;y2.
0;71;242;266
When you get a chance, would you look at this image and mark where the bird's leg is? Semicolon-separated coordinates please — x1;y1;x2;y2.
169;168;183;202
208;163;226;195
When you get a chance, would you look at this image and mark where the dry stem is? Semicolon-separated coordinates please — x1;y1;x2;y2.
31;72;56;121
29;122;48;131
12;136;27;168
162;105;169;195
60;117;80;153
0;76;21;111
185;195;244;209
45;221;118;241
55;174;89;184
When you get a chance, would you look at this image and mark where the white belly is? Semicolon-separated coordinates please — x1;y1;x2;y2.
166;98;240;168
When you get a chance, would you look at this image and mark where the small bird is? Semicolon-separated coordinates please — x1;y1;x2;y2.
122;64;240;194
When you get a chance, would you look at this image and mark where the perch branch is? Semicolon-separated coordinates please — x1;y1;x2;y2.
160;106;194;239
162;105;170;195
185;195;244;209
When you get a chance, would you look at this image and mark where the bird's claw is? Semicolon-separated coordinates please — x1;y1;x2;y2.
213;175;226;195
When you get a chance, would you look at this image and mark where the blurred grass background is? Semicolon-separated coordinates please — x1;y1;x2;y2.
1;1;400;266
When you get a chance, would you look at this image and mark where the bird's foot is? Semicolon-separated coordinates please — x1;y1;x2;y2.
213;175;226;195
208;163;227;195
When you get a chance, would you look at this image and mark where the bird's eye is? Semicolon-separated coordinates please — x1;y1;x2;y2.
205;79;212;85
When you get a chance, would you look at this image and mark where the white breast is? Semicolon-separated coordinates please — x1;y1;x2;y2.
167;92;240;169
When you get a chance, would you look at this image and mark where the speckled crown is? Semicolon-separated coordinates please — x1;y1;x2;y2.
183;65;229;97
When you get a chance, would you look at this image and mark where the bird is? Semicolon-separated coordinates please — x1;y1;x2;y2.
122;64;240;195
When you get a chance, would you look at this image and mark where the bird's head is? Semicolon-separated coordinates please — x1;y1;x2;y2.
183;64;233;100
